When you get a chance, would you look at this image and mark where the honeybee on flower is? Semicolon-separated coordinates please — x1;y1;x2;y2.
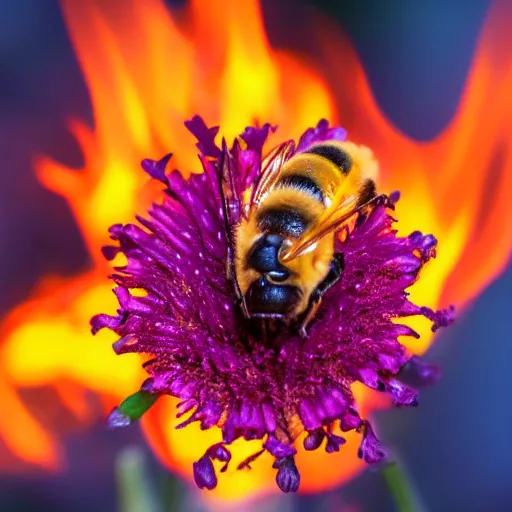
232;136;379;335
92;116;454;493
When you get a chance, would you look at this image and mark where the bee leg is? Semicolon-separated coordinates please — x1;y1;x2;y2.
299;298;323;338
239;295;250;318
298;253;345;337
317;253;345;295
234;279;250;318
226;247;250;318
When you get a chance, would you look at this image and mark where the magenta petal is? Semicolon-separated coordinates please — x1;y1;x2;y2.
296;118;347;152
193;455;217;490
386;379;419;407
325;433;346;453
303;429;325;451
185;115;221;159
358;421;387;464
207;443;231;463
141;153;172;182
421;305;456;331
264;436;296;459
406;356;442;385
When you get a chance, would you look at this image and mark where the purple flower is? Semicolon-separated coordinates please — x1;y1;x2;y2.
91;116;454;493
357;421;388;464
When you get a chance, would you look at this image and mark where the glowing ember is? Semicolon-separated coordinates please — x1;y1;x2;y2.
1;0;511;501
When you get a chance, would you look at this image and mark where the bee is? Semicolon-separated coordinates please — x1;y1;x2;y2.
221;137;381;336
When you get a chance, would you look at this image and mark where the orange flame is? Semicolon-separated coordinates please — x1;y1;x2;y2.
1;0;511;501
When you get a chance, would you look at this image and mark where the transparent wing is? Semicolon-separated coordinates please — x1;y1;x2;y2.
218;140;244;296
220;138;242;231
280;193;386;262
248;140;295;216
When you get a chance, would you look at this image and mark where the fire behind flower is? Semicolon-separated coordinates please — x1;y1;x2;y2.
91;117;454;493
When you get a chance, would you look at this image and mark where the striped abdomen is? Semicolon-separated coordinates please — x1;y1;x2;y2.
303;142;377;207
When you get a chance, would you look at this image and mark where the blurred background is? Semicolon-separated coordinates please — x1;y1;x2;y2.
1;0;512;511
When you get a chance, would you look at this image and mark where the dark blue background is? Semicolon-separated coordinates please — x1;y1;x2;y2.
1;1;511;511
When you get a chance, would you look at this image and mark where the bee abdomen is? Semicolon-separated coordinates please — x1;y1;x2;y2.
257;207;309;238
306;144;352;175
278;175;323;202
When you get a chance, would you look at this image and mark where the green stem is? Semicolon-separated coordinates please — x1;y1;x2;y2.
116;446;162;512
382;461;424;512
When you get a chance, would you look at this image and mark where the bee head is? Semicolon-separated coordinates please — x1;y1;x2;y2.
244;234;302;316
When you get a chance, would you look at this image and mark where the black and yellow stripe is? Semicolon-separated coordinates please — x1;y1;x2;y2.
305;144;353;175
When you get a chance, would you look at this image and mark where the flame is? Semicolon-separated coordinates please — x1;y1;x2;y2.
1;0;511;501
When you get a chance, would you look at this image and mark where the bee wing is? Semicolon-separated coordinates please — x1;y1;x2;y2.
220;138;242;230
248;140;295;214
219;138;295;242
219;139;249;308
280;193;385;262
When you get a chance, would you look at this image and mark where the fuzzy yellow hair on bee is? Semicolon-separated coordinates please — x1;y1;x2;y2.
232;139;380;336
